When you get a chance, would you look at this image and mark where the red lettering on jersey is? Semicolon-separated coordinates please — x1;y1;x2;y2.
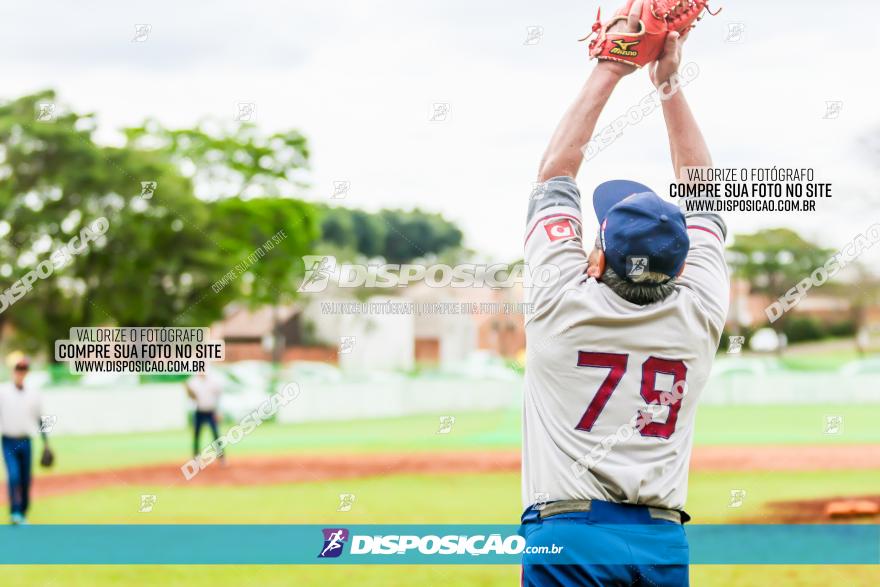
574;353;687;439
575;352;628;431
638;357;688;439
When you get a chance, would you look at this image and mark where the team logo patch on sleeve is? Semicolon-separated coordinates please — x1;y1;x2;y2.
544;218;576;242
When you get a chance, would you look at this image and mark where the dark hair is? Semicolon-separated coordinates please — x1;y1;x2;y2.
600;266;677;305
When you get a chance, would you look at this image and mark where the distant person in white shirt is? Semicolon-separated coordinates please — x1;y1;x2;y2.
0;357;49;525
185;368;224;462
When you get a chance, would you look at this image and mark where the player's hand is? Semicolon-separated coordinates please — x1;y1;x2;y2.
595;0;645;78
648;30;688;89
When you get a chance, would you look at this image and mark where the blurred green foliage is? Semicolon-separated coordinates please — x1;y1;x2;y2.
728;228;833;297
782;315;855;344
0;90;468;361
316;204;463;263
0;90;320;358
781;315;825;343
720;318;859;353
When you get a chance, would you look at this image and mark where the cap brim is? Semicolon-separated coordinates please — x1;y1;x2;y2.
592;180;655;222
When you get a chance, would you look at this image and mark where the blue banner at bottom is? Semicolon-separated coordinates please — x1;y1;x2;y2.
0;525;876;565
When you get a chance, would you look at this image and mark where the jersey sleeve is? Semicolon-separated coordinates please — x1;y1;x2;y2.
677;212;730;338
523;176;589;323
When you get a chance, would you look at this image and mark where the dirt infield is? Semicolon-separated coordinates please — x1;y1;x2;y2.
28;451;522;500
688;444;880;471
15;443;880;501
747;495;880;523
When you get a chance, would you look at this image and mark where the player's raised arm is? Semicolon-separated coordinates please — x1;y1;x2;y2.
650;32;712;178
650;32;728;334
537;66;623;181
537;1;646;181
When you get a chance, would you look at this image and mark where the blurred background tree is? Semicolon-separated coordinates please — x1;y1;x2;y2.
0;90;234;357
316;205;463;263
0;91;320;360
0;90;467;363
728;228;833;334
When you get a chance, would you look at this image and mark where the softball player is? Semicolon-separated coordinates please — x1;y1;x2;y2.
0;357;48;525
520;8;727;586
185;369;225;463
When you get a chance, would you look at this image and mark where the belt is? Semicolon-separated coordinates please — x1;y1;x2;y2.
537;499;685;524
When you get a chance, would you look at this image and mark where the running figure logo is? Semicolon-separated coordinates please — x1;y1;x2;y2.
138;494;158;513
299;256;337;293
627;256;648;278
318;528;349;558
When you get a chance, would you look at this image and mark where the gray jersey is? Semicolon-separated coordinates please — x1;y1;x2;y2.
522;176;728;511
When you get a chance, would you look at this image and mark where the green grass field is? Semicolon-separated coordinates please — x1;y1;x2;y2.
25;470;880;524
11;468;880;585
13;469;880;585
36;402;880;475
5;403;879;586
5;565;880;587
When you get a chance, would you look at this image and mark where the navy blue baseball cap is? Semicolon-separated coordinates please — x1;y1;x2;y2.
593;180;689;282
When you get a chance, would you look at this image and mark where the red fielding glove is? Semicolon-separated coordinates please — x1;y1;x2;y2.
583;0;719;68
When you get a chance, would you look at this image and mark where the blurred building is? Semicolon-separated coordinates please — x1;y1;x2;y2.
401;281;525;364
210;280;527;367
726;278;854;328
211;304;336;363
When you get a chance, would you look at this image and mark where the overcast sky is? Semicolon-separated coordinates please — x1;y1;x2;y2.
2;0;878;265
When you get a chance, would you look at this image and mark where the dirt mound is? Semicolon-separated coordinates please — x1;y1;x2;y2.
688;444;880;471
26;451;522;500
748;495;880;523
